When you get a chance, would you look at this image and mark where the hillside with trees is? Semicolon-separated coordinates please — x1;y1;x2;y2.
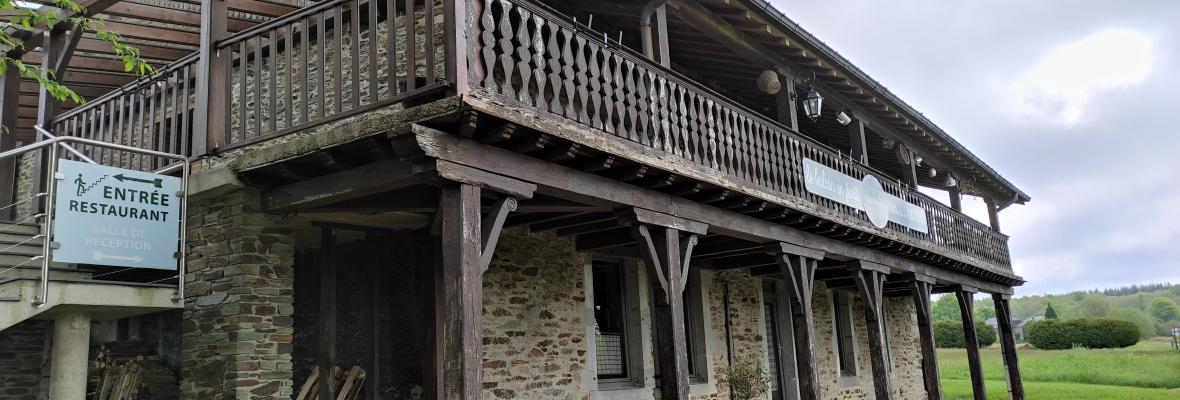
932;282;1180;338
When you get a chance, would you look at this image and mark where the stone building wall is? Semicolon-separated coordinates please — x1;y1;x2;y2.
481;229;591;399
180;189;296;400
811;284;926;400
0;320;49;400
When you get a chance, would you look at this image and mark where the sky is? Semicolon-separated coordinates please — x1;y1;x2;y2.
772;0;1180;296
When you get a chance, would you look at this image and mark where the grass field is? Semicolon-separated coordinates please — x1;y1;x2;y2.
938;337;1180;399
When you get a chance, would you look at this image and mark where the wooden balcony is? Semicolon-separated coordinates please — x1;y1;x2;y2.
43;0;1013;277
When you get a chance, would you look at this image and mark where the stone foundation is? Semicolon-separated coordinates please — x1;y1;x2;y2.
181;189;296;399
0;320;49;400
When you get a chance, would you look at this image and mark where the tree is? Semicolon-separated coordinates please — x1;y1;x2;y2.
1147;298;1180;321
931;294;961;321
1079;294;1111;317
0;0;153;129
1045;303;1058;319
1108;307;1156;339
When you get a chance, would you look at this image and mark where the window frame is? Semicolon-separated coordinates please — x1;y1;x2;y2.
831;289;858;377
590;257;645;389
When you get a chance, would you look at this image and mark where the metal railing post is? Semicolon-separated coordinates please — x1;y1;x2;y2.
33;143;58;306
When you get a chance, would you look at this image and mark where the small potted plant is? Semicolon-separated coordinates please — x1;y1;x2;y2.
718;353;771;400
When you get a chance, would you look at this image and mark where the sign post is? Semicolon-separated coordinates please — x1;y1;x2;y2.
51;159;183;270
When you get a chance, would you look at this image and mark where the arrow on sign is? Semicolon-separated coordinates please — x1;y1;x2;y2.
91;250;144;264
113;173;163;188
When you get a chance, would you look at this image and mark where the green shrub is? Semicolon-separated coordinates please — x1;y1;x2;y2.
1026;318;1139;350
933;320;996;348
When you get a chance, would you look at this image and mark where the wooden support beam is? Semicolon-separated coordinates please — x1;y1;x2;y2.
908;276;942;400
409;124;1021;292
193;0;229;154
956;289;986;400
367;234;382;400
632;223;696;400
948;185;963;212
0;69;19;219
985;197;1001;232
261;158;432;212
849;263;893;400
436;183;483;399
776;72;798;130
773;247;823;400
318;227;339;400
479;196;517;273
993;293;1025;400
848;118;868;165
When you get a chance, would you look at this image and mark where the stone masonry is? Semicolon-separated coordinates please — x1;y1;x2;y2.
481;228;591;399
181;189;296;400
0;320;49;400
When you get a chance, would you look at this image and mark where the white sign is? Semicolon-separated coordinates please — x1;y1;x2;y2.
52;159;182;269
802;158;929;233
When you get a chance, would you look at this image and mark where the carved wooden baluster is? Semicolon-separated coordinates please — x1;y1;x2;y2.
560;26;576;119
705;99;717;169
530;15;547;109
676;85;689;160
543;21;561;113
514;7;533;104
623;60;638;141
479;0;497;90
663;79;677;154
599;46;615;135
574;35;590;124
612;53;626;136
656;76;669;152
496;1;516;98
688;93;701;162
635;68;650;145
585;42;601;129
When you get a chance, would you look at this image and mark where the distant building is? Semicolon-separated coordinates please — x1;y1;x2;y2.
988;316;1043;342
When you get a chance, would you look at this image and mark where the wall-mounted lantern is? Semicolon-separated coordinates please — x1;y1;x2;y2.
796;70;822;121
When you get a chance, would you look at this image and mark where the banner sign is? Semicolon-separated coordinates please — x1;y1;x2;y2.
52;159;182;269
802;158;929;233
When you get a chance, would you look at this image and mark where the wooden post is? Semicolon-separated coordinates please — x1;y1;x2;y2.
445;0;471;95
909;276;942;400
985;198;1001;232
776;74;798;131
318;227;338;400
956;288;986;400
771;243;824;400
194;0;228;154
948;186;963;212
437;183;484;400
634;224;693;400
903;152;919;188
0;67;19;219
849;261;893;400
993;294;1024;400
367;234;382;400
654;6;670;67
848;118;868;165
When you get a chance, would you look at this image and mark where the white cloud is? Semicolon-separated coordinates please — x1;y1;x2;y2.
1009;29;1154;126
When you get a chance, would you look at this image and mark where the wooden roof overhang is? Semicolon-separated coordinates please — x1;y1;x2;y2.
3;0;300;142
231;108;1022;292
563;0;1027;205
708;0;1030;205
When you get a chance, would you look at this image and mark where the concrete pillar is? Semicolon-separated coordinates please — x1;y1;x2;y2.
48;310;91;400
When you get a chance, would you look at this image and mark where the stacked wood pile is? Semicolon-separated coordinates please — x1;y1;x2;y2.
89;343;179;399
296;366;368;400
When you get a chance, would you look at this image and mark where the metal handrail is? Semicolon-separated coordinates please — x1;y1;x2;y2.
0;131;190;307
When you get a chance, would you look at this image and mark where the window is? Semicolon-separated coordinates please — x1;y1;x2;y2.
652;268;707;382
593;259;632;380
832;290;857;376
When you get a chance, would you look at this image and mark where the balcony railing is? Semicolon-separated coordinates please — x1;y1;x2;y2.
44;0;1010;274
466;0;1011;273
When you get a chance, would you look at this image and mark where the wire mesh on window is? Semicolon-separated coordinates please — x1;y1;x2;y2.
596;332;626;378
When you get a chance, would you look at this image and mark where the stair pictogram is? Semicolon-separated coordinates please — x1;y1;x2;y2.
73;174;109;196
